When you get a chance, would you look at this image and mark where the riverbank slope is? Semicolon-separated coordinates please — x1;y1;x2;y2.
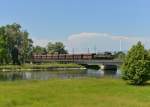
0;63;85;71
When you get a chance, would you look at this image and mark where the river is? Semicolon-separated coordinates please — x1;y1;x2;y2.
0;69;121;81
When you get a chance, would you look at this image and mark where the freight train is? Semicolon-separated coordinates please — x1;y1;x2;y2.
32;52;114;61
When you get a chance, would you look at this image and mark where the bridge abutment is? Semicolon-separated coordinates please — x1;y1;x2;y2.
100;64;117;70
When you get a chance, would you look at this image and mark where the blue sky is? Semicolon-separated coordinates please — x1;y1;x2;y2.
0;0;150;52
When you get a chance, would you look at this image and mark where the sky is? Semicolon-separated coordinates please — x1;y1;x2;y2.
0;0;150;53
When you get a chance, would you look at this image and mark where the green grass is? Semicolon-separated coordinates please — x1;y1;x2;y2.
0;78;150;107
0;63;84;71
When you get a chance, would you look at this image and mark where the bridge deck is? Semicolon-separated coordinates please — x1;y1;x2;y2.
32;59;122;66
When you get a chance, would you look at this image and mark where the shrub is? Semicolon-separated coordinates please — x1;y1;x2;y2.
121;41;150;85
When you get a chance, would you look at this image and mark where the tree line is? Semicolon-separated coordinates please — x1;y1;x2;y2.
33;42;68;55
0;23;67;65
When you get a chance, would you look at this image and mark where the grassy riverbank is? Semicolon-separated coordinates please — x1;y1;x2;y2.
0;78;150;107
0;63;85;71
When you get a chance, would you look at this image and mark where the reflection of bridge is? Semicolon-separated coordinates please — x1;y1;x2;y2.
33;59;122;69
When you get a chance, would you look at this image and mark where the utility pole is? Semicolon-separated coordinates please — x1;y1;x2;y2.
72;48;74;54
94;45;97;53
119;39;122;52
88;48;90;54
72;48;74;62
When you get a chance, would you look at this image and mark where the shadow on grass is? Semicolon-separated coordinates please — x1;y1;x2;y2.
139;82;150;86
126;82;150;87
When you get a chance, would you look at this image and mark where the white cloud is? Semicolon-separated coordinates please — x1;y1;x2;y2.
66;32;150;53
32;37;66;48
31;32;150;53
32;38;49;47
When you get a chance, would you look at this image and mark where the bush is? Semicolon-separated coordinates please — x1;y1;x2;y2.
121;41;150;85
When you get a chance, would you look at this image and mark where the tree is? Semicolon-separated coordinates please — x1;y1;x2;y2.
0;27;9;64
47;42;55;54
4;23;33;64
114;51;126;60
26;39;34;62
33;46;47;54
121;41;150;85
47;42;68;54
0;23;33;65
11;46;20;65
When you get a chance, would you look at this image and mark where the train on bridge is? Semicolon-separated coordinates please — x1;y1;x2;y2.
32;52;114;61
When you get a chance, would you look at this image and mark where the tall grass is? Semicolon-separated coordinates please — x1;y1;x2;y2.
0;78;150;107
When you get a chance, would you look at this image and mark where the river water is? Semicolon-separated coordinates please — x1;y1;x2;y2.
0;69;121;81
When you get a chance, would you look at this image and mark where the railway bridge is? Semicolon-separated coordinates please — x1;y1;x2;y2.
33;59;122;70
73;59;122;65
73;59;122;70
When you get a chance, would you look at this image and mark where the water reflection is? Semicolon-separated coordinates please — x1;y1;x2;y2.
0;69;120;81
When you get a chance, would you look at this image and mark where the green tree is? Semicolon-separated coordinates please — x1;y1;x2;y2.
47;42;55;54
47;42;68;54
4;23;33;64
0;23;33;65
121;41;150;85
0;27;9;64
11;46;20;65
114;51;126;60
33;46;47;54
26;39;34;62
